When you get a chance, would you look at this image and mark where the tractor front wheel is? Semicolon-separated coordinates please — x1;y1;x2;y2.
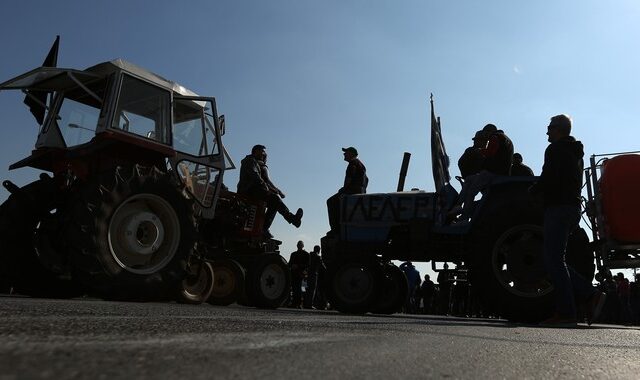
246;254;291;309
208;259;246;306
325;257;382;314
177;261;215;304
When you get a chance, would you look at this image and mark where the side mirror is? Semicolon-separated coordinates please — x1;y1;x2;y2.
218;115;225;136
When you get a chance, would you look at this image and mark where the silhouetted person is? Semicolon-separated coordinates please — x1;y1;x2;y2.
616;273;631;325
481;124;514;176
630;275;640;325
327;147;368;235
530;114;606;327
437;264;452;315
289;240;309;308
304;245;322;309
420;274;435;314
237;144;302;238
510;153;534;176
451;124;514;223
458;130;488;179
313;257;329;310
400;261;421;313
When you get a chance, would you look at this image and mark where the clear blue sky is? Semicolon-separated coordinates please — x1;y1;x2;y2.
1;1;639;278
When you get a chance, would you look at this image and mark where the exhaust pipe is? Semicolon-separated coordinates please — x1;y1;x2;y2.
2;180;20;195
397;152;411;192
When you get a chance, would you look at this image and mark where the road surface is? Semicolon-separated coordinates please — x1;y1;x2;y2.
0;297;638;379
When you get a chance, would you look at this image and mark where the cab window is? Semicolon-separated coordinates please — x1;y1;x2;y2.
111;75;171;144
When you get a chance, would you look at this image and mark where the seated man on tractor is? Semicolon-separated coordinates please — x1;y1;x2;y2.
450;124;514;224
457;130;488;180
237;144;303;238
326;146;368;235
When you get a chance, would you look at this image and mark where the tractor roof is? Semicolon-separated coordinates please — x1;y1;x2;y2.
0;59;199;97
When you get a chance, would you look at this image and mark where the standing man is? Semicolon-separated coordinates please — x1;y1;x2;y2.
289;240;309;308
304;245;322;309
237;144;303;238
420;274;436;314
530;114;606;327
510;153;534;176
326;147;368;235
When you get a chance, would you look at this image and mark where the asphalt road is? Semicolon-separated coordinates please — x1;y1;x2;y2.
0;297;639;379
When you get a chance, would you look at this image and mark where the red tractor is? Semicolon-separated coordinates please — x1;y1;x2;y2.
0;41;290;307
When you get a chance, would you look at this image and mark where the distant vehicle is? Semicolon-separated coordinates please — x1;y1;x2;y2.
0;38;290;308
321;96;636;322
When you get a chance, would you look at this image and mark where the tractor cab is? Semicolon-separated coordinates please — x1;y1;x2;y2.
0;59;232;210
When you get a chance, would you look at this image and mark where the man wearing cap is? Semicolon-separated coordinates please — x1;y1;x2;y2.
529;114;606;327
237;144;303;238
458;130;488;179
326;146;368;234
510;153;534;176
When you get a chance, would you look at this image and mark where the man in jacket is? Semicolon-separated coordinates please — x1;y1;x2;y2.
451;124;513;223
458;130;488;179
326;146;368;234
237;144;302;238
510;153;534;176
289;240;309;308
530;114;605;327
481;124;514;176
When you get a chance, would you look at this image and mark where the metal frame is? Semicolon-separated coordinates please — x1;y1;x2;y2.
2;59;234;217
584;151;640;270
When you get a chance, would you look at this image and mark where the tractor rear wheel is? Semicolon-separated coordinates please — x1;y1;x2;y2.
372;263;408;314
208;258;245;306
68;166;196;301
325;257;383;314
246;254;291;309
0;178;80;298
472;223;554;323
177;261;215;304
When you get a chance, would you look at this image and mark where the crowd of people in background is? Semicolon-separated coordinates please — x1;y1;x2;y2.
399;262;496;318
393;262;640;326
286;251;640;326
596;271;640;326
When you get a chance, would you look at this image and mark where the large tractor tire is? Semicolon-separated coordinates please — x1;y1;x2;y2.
0;178;80;298
372;263;408;315
208;258;246;306
245;254;291;309
471;223;554;323
67;166;196;301
177;261;215;304
325;257;383;314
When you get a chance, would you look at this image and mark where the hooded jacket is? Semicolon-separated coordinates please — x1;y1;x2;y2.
531;136;584;207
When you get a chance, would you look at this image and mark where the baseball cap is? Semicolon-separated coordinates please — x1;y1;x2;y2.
342;147;358;156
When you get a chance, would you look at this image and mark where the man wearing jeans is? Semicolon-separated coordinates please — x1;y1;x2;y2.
530;114;606;327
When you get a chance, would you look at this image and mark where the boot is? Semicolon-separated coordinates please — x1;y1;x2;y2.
285;208;303;228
